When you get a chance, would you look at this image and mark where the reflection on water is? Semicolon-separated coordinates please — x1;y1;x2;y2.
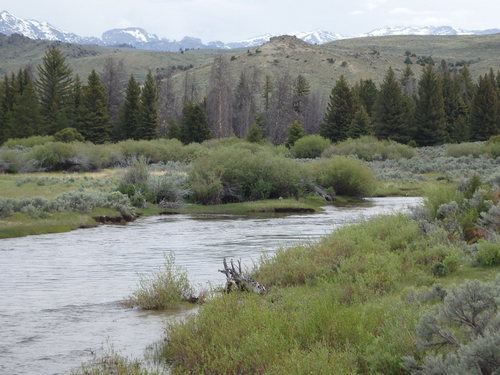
0;197;421;375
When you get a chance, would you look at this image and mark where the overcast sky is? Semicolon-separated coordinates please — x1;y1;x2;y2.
3;0;499;42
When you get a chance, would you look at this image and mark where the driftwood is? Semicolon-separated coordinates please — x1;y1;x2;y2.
219;258;266;295
304;182;335;201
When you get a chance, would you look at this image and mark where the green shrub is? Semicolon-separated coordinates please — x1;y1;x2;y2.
125;253;194;309
446;142;484;157
322;136;416;161
423;184;463;219
314;156;376;197
476;240;500;266
53;127;85;143
189;146;305;204
70;348;153;375
291;135;331;159
28;142;77;170
2;135;54;148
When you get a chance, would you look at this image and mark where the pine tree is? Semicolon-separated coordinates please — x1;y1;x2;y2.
354;79;378;117
374;67;410;143
470;74;498;141
246;124;263;143
36;47;73;134
79;70;112;143
180;101;211;144
9;69;42;138
262;75;273;112
292;74;310;115
320;75;355;142
68;75;86;132
120;75;141;140
137;70;159;140
441;66;468;142
285;121;305;148
415;64;447;146
0;75;9;143
349;105;371;138
166;119;182;140
400;65;417;97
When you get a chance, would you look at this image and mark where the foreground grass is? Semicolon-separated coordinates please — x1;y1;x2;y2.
161;214;499;375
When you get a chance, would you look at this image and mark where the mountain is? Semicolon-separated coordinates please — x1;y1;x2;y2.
1;10;499;52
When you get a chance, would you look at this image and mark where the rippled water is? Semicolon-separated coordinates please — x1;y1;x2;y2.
0;197;421;375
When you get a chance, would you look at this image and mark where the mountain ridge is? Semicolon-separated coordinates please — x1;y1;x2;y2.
1;10;499;52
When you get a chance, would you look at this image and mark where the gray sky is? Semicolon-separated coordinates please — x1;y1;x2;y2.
3;0;499;42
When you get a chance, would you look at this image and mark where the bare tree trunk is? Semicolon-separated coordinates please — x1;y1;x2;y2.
218;258;266;295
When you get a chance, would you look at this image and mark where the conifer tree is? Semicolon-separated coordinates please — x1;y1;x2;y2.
374;67;410;143
36;47;73;134
262;75;273;112
470;74;498;140
9;69;42;138
285;121;305;148
180;101;211;144
349;105;371;138
120;75;141;139
246;124;263;143
68;75;86;132
441;65;468;142
320;75;355;142
354;79;378;117
0;75;8;143
401;65;417;97
138;70;159;140
415;64;447;146
79;70;112;143
292;74;310;115
166;119;182;140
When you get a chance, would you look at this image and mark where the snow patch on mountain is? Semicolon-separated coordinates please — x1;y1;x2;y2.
361;25;472;37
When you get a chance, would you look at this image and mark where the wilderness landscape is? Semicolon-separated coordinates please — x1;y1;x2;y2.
0;5;499;375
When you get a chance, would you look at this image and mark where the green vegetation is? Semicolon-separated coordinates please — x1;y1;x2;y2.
291;134;331;158
160;177;499;374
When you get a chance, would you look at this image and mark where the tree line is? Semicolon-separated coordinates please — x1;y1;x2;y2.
0;47;499;146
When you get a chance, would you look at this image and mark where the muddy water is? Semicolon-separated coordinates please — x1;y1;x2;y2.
0;197;421;375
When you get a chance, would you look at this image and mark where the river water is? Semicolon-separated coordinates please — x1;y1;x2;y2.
0;197;421;375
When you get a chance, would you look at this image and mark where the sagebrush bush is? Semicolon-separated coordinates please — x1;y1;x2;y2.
291;135;331;159
322;136;416;161
125;253;194;309
313;156;376;197
189;146;305;204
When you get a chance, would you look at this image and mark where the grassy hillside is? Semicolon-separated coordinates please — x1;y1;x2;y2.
1;33;500;96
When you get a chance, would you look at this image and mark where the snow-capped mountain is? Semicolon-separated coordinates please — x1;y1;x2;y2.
0;10;99;44
1;10;499;52
362;25;477;37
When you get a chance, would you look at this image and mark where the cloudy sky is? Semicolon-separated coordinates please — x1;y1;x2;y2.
3;0;499;42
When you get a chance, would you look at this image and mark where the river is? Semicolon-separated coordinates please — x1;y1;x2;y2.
0;197;421;375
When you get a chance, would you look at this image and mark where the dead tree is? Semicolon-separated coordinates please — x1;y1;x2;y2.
218;258;266;295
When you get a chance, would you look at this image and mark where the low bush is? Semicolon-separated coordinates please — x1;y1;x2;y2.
125;253;195;309
189;146;305;204
70;348;154;375
2;135;54;147
53;128;85;143
446;142;484;157
476;239;500;266
313;156;376;197
291;135;331;159
28;142;77;170
322;136;416;161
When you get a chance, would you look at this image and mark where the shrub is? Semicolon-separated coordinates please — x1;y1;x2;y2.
53;127;85;143
147;172;189;205
125;253;194;309
70;348;153;375
189;146;305;204
423;184;463;220
446;142;484;157
291;135;331;159
322;136;416;161
2;135;54;147
476;240;500;266
314;156;376;197
28;142;77;170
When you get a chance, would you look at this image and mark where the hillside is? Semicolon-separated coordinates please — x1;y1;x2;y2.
1;33;500;97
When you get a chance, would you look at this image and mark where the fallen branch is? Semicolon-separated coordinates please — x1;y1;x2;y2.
218;258;266;295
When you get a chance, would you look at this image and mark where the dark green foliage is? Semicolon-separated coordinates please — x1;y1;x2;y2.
292;74;310;115
180;101;211;144
375;67;411;143
320;75;355;142
415;65;447;146
36;47;73;134
476;240;500;266
354;79;378;117
470;74;498;141
79;70;112;144
53;127;84;143
166;119;182;140
120;75;141;140
246;123;263;143
285;121;305;148
349;105;372;138
137;70;159;140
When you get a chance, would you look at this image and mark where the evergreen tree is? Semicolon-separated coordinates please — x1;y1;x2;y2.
349;105;371;138
415;64;447;146
0;75;9;143
166;119;182;140
470;74;498;141
180;101;211;144
79;70;112;143
441;66;468;142
354;79;378;117
262;75;273;112
320;75;355;142
246;123;263;143
292;74;310;115
401;65;417;97
374;67;410;143
68;75;86;132
36;47;73;134
9;69;42;138
285;121;305;148
120;75;141;139
138;70;159;140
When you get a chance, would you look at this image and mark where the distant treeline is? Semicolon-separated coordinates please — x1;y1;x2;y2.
0;47;499;146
